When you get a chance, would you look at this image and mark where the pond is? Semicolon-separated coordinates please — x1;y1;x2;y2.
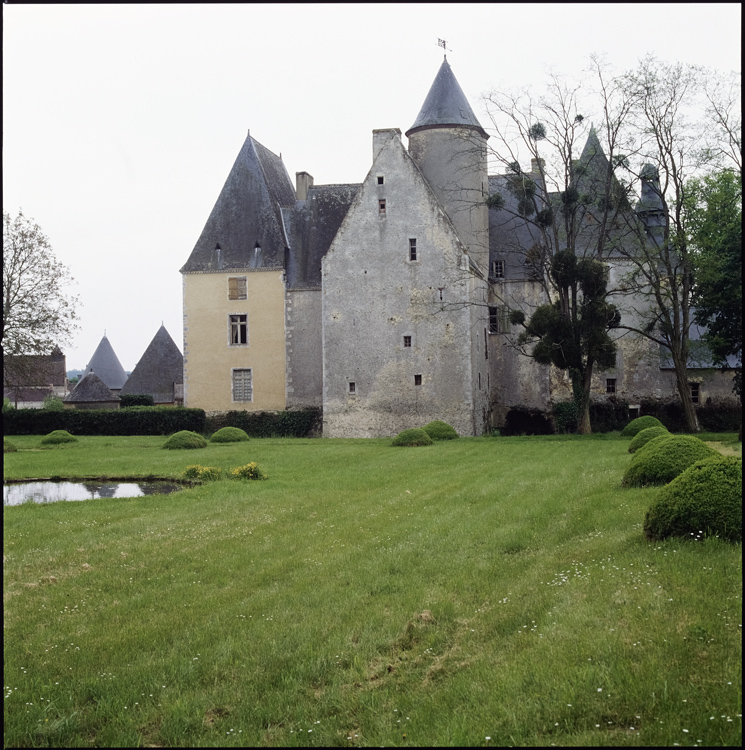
3;480;185;506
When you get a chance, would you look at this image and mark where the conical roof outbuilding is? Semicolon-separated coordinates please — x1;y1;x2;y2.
84;334;128;390
119;325;183;403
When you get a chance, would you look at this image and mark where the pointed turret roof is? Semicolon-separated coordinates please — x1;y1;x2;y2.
406;59;486;137
84;334;128;390
180;133;295;273
65;371;118;403
119;325;183;403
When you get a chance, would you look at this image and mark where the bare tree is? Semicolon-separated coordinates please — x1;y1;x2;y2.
3;210;79;399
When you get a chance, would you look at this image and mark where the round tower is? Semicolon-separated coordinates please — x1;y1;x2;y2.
406;59;489;272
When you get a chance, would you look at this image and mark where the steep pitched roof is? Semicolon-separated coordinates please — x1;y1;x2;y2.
65;371;118;402
282;184;361;288
84;335;128;390
406;59;486;137
3;349;67;388
180;133;295;273
119;325;183;402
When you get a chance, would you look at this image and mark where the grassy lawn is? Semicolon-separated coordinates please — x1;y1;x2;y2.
3;433;741;747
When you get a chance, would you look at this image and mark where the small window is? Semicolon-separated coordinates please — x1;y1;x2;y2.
377;175;384;185
409;238;417;261
348;381;356;394
488;306;498;334
492;260;505;279
403;336;412;348
414;374;422;386
229;314;248;345
228;276;247;300
379;199;386;214
690;382;700;404
606;378;616;394
232;368;253;402
492;306;511;333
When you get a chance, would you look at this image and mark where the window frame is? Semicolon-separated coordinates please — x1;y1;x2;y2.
228;276;247;300
403;335;412;348
231;367;253;402
408;238;417;262
229;313;248;346
491;259;505;279
378;198;387;215
606;378;617;394
690;382;700;404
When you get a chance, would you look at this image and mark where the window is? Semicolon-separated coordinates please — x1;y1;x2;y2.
490;306;511;333
488;306;498;334
379;199;386;214
492;260;505;279
403;336;412;348
229;314;248;345
232;368;253;402
409;238;417;261
348;381;356;394
228;276;247;300
690;382;700;404
606;378;616;394
377;175;384;185
414;374;422;386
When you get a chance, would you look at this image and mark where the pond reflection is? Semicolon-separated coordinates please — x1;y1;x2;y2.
3;480;184;506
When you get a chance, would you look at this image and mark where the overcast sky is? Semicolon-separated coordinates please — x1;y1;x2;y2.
3;3;741;371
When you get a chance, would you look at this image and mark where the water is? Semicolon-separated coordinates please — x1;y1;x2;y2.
4;480;185;506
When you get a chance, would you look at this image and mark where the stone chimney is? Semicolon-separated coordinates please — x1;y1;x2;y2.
296;171;314;201
373;129;402;161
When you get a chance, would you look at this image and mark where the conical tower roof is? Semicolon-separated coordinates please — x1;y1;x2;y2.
84;334;128;390
119;325;183;403
406;59;486;137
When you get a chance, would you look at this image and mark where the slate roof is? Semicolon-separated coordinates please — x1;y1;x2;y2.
65;372;119;403
406;59;487;137
84;335;128;390
659;322;740;369
3;346;67;388
282;184;361;288
119;325;184;403
181;134;295;273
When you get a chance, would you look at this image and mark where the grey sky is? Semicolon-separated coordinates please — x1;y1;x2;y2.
3;3;741;371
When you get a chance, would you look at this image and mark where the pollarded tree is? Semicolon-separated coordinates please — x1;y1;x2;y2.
3;210;80;394
482;58;636;432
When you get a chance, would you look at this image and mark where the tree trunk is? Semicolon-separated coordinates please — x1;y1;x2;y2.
573;362;594;434
670;351;700;432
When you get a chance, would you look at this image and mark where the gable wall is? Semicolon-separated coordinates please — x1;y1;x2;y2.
322;132;481;437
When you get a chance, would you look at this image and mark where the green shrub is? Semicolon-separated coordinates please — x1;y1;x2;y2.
162;430;207;450
621;415;665;437
230;462;268;480
40;429;77;445
422;420;458;440
392;428;433;447
4;439;18;453
628;425;669;453
181;464;222;481
42;395;65;411
622;435;720;487
210;426;250;443
644;457;742;542
3;397;15;411
204;408;321;438
552;401;579;433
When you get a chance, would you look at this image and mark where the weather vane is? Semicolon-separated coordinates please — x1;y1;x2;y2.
437;38;452;57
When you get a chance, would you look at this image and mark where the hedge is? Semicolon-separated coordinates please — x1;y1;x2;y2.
639;398;741;432
204;408;322;438
2;407;206;436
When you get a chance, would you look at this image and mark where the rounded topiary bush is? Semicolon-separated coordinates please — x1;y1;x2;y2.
422;420;459;440
162;430;208;450
392;428;433;447
644;457;742;542
621;415;665;438
40;430;77;445
628;425;670;453
210;426;250;443
4;439;18;453
622;435;720;487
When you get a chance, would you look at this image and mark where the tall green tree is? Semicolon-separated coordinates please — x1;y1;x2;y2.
688;170;742;397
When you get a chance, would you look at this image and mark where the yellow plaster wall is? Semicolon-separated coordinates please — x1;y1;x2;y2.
182;270;286;411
